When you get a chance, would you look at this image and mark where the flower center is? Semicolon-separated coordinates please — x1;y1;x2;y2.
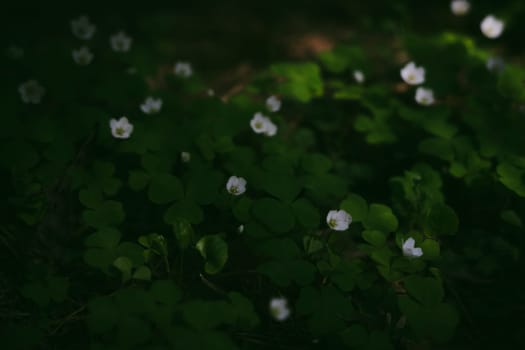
115;127;125;136
328;218;337;228
408;73;415;82
229;186;238;194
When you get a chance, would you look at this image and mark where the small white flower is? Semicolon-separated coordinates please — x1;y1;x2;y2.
415;87;435;106
400;62;426;85
140;97;163;114
207;88;215;97
226;176;247;196
353;70;365;84
174;61;193;78
326;210;352;231
72;46;94;65
181;151;191;163
110;31;132;52
481;15;504;39
402;237;423;258
238;225;244;234
450;0;470;16
6;45;24;59
266;95;281;112
18;80;45;104
109;117;134;139
250;112;278;137
71;16;96;40
486;56;505;73
269;297;290;322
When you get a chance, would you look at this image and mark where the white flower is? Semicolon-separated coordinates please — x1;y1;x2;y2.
266;95;281;112
326;210;352;231
226;176;247;196
250;112;278;137
72;46;94;65
415;87;435;106
353;70;365;84
207;88;215;97
450;0;470;16
238;225;244;234
109;117;134;139
71;16;96;40
481;15;504;39
269;297;290;322
110;31;132;52
174;61;193;78
140;97;163;114
181;151;191;163
402;237;423;258
18;80;45;104
400;62;426;85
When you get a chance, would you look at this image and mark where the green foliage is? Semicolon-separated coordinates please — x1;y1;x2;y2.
4;3;525;349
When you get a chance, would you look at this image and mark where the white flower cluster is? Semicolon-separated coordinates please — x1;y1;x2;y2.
400;62;435;106
250;112;277;137
140;97;163;115
110;31;133;52
72;46;94;65
109;117;134;139
19;80;45;104
174;62;193;78
226;176;247;196
402;237;423;258
265;95;281;112
71;16;96;40
326;210;352;231
269;297;291;322
450;0;470;16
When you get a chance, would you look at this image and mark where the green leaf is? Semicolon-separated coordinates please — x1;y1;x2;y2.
82;201;125;229
172;218;195;249
186;169;223;205
498;66;525;102
501;210;523;227
149;280;182;307
341;194;368;222
87;297;118;334
296;285;355;336
132;266;152;281
292;198;321;229
363;204;398;232
318;45;365;73
85;228;121;249
362;230;386;246
233;197;253;223
404;276;443;306
128;170;150;191
398;296;459;342
196;235;229;274
260;171;302;203
113;256;133;282
79;187;104;208
420;239;440;259
148;173;184;204
425;203;459;236
301;153;332;174
252;198;295;234
270;62;323;102
497;162;525;197
164;199;203;224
